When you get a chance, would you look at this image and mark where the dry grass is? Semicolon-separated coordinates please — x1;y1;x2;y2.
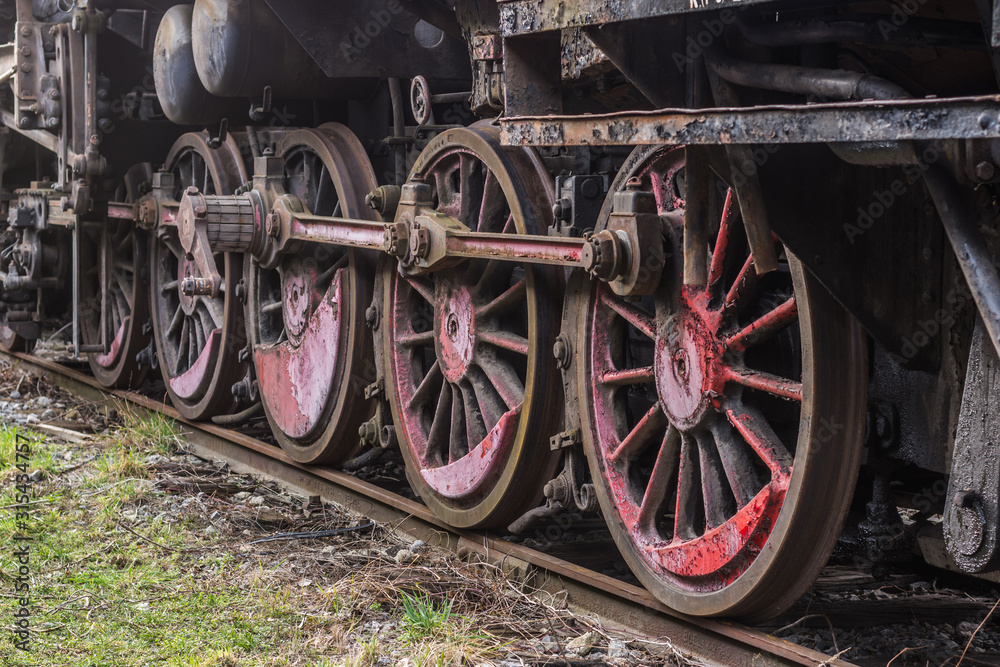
0;360;685;666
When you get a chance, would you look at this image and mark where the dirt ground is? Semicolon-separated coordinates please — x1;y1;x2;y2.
0;358;689;666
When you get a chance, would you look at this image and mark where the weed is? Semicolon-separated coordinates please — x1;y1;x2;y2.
348;634;381;667
401;590;455;642
114;403;184;455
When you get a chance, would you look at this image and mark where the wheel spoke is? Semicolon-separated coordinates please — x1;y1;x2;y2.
501;212;515;234
673;434;703;541
261;301;283;316
161;279;179;294
314;165;332;213
449;385;466;463
600;365;655;387
163;234;185;260
477;357;523;410
113;273;134;310
195;303;217;341
434;164;461;219
398;330;435;348
460;381;488;447
410;360;443;409
166;304;184;337
708;189;735;289
177;317;190;365
468;365;505;432
609;401;667;463
726;366;803;402
403;275;435;305
709;414;761;506
425;382;452;466
694;430;735;529
458;153;483;224
636;426;680;531
114;232;132;257
724;297;797;352
191;314;206;355
723;255;756;316
475;279;525;320
725;403;793;476
201;297;225;330
600;290;656;340
479;170;506;232
477;330;529;356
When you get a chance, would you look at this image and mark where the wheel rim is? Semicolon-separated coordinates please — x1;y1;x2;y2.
384;125;562;529
247;124;377;464
150;132;247;420
580;145;867;619
0;316;31;353
81;163;152;387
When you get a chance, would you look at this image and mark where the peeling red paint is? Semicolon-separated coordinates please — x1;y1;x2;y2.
420;407;521;499
169;328;222;399
586;147;805;593
95;316;129;368
255;273;344;440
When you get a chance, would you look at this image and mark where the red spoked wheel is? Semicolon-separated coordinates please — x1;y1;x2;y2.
579;145;867;620
246;124;377;465
150;132;247;420
80;163;152;388
384;126;563;529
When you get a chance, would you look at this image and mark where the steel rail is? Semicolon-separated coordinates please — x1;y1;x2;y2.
0;349;857;667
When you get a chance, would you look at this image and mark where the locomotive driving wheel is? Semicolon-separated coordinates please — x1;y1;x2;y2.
578;145;867;620
245;124;378;465
80;163;152;387
0;309;32;353
384;126;562;529
150;132;247;420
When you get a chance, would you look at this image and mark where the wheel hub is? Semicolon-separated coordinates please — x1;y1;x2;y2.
436;280;475;383
281;262;315;344
178;256;197;315
656;291;725;432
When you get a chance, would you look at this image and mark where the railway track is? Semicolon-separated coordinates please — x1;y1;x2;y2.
0;347;855;667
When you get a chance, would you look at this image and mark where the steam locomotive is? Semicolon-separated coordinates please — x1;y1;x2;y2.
1;0;998;621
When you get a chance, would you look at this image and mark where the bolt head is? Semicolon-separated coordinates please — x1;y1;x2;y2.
581;241;598;272
976;161;996;182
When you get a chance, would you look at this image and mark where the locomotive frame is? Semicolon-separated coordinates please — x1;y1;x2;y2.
1;0;999;621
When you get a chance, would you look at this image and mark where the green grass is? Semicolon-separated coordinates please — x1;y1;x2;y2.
401;590;455;642
0;420;341;667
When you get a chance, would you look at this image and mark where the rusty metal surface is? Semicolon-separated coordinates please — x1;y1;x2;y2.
575;143;868;620
383;125;563;529
245;124;379;466
497;0;778;35
501;96;1000;146
0;348;857;667
149;132;247;421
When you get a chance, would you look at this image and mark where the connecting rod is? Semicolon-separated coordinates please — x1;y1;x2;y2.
105;156;666;299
